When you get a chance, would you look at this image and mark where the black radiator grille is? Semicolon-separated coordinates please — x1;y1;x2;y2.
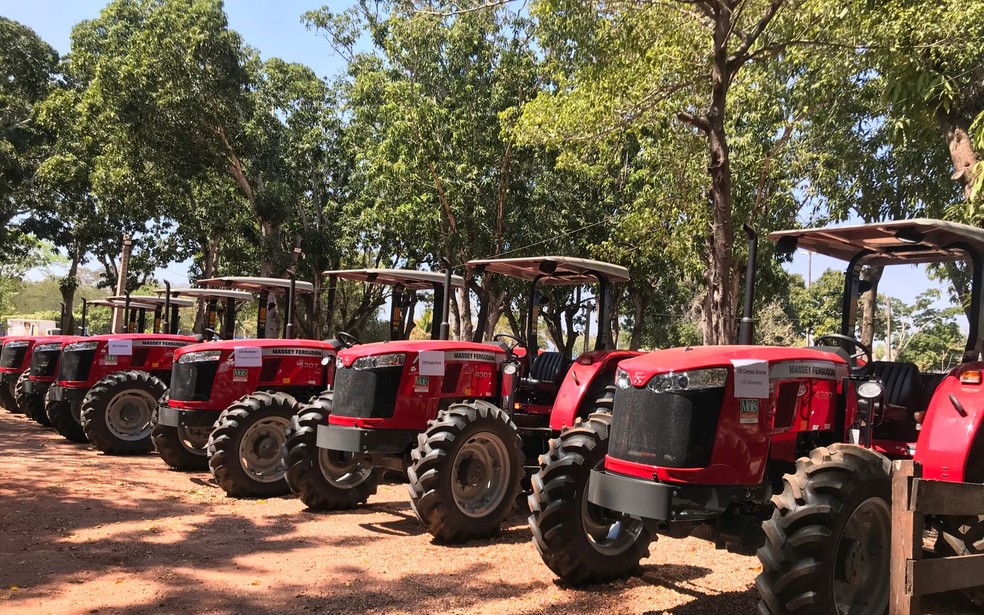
1;345;27;369
169;361;219;402
59;349;95;382
31;350;61;377
332;366;403;419
609;386;724;469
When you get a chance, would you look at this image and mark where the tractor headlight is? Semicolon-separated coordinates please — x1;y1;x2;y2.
66;341;98;352
856;380;885;400
647;368;727;393
335;356;345;369
616;368;631;390
178;350;222;364
34;343;62;353
353;353;405;370
6;340;30;349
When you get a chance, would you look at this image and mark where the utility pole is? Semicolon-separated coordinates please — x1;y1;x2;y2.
112;234;133;333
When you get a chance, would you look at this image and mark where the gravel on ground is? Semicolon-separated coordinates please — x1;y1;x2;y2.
0;410;974;614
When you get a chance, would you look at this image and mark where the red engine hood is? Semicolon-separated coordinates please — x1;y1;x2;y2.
87;333;198;343
337;339;507;363
618;345;849;383
174;338;337;357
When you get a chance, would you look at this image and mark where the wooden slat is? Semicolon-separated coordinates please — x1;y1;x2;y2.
911;478;984;516
891;460;922;615
908;554;984;596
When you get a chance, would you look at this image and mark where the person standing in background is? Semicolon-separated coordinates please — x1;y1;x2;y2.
265;300;280;338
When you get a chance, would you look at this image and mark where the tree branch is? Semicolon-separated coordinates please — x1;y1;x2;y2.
677;110;711;133
728;0;785;67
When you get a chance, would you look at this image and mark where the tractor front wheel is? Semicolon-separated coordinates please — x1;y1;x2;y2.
407;400;524;542
0;378;18;413
46;387;87;443
529;411;651;585
207;391;299;498
16;371;50;426
756;444;892;615
285;392;378;510
152;397;212;471
80;371;164;455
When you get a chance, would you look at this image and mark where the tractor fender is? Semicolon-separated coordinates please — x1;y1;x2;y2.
549;350;641;431
915;363;984;482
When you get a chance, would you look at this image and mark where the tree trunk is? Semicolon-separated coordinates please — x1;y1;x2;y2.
457;286;474;341
483;288;506;341
59;252;81;335
630;291;647;351
937;110;980;201
194;236;221;334
859;266;883;349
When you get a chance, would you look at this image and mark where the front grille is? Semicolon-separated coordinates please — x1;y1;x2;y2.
332;366;403;419
169;361;219;402
31;350;61;377
59;349;96;382
1;345;27;369
609;386;724;468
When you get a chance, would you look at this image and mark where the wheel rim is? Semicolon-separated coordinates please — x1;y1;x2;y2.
450;431;511;518
318;448;373;489
833;496;891;615
579;473;646;556
177;424;210;454
237;416;291;483
104;389;158;441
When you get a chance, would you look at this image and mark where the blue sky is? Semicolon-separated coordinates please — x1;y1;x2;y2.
3;1;951;315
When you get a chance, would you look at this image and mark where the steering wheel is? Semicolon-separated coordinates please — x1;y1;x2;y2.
337;331;361;348
203;328;218;341
493;332;526;351
814;333;873;373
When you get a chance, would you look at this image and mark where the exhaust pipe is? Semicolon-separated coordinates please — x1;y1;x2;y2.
285;273;296;339
163;280;171;334
80;298;88;336
738;224;758;345
440;257;452;341
123;291;132;334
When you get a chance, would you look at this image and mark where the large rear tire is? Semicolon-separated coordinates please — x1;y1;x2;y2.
207;391;298;498
756;444;892;615
16;371;50;426
46;386;88;443
80;371;164;455
407;400;524;542
529;411;651;585
285;392;379;510
152;395;212;471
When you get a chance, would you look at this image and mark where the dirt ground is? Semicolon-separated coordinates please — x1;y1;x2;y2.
0;410;975;615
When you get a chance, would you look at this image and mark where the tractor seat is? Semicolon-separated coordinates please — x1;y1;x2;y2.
867;361;921;421
523;351;568;397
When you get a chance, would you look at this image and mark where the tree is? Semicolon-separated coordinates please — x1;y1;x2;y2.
0;17;58;257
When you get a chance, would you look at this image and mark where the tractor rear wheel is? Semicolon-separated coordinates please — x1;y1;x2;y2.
46;387;87;443
80;371;164;455
207;391;298;498
152;396;211;471
0;380;18;413
16;372;50;426
285;392;378;510
407;400;524;542
529;411;651;585
756;444;892;615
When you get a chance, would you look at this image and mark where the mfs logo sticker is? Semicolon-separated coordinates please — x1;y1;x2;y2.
739;399;759;424
232;368;249;382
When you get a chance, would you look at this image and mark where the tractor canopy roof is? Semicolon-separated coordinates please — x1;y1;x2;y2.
196;276;315;294
323;268;465;291
154;287;254;302
769;219;984;267
89;298;157;310
467;256;630;284
108;295;196;308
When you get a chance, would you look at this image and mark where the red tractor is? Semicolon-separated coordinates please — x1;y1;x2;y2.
153;276;340;498
290;257;640;543
1;336;46;415
46;294;199;453
20;334;84;427
285;267;465;507
528;219;984;614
